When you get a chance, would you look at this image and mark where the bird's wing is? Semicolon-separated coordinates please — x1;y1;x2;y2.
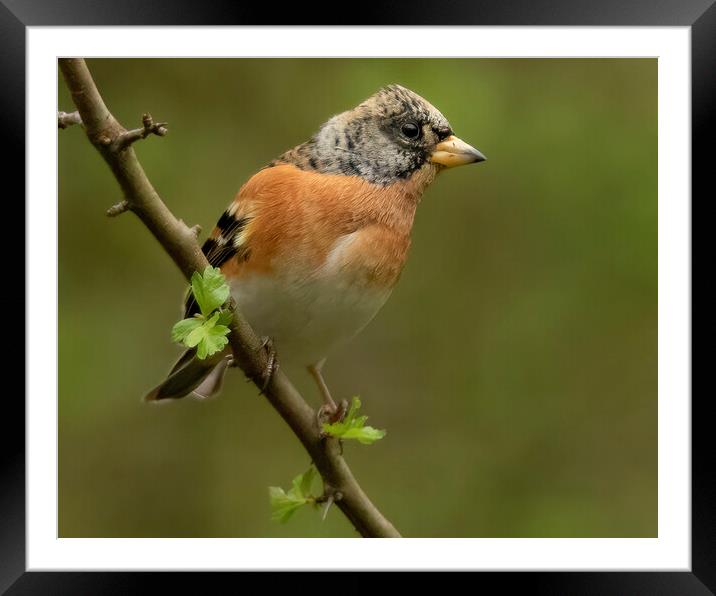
201;206;253;269
183;188;254;318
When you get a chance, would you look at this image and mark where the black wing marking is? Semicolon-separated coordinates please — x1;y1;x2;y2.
183;209;251;318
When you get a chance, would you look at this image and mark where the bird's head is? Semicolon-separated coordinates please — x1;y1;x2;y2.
275;84;486;188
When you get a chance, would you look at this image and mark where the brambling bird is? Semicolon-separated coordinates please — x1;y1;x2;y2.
145;84;485;414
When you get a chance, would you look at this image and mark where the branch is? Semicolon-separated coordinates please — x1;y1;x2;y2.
58;58;400;538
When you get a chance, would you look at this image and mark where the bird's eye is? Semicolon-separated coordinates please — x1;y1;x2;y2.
401;121;421;139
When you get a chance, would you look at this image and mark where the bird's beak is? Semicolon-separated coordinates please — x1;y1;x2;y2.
430;135;486;168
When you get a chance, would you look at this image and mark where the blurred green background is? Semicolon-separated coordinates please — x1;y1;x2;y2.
58;58;657;538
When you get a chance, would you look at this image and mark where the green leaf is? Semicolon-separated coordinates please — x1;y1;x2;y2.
268;486;307;523
322;398;386;445
296;464;317;497
269;465;319;523
191;266;230;317
333;425;387;445
171;268;232;358
216;308;233;327
172;311;230;359
171;316;203;343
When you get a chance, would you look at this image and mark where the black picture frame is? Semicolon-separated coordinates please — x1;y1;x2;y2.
6;1;711;592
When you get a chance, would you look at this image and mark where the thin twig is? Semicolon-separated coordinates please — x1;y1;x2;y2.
111;113;168;152
58;110;82;129
319;488;343;521
106;200;130;217
58;58;400;538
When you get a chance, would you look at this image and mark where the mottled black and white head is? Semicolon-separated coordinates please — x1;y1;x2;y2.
272;84;486;186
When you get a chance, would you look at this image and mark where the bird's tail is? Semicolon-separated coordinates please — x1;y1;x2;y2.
143;348;231;402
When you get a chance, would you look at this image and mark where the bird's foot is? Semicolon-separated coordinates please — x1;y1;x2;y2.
230;336;278;393
257;337;278;393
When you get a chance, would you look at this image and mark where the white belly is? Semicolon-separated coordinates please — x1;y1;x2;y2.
231;273;391;367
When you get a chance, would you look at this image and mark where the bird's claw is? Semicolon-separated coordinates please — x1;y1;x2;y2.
252;336;277;393
227;337;277;393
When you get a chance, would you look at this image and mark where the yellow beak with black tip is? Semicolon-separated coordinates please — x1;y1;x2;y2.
431;135;486;168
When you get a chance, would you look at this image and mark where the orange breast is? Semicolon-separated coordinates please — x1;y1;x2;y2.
221;164;428;289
